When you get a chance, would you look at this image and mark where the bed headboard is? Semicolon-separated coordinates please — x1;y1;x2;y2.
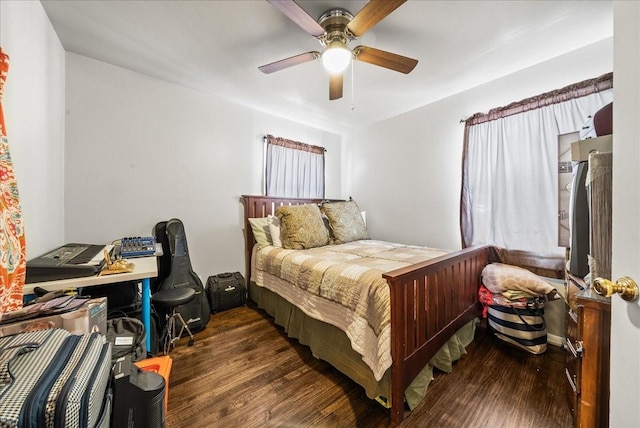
239;195;343;285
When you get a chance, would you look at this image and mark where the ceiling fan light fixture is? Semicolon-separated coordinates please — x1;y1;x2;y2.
321;43;351;74
261;0;417;100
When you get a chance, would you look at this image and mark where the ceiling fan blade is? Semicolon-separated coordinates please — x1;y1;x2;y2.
347;0;406;37
267;0;326;37
329;73;343;100
258;51;320;74
353;46;418;74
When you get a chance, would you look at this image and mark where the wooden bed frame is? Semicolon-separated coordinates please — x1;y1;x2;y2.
240;195;490;424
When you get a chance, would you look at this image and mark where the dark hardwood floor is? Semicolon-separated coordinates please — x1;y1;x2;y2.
165;303;572;428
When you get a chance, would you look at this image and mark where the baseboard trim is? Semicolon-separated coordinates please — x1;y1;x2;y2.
548;333;564;348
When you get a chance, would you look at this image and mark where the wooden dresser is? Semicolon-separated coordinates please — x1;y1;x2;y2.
565;273;611;428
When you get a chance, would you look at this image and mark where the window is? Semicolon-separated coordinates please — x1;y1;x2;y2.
264;134;325;198
460;73;613;275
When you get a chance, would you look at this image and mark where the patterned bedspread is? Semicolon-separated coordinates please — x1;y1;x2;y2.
253;240;448;380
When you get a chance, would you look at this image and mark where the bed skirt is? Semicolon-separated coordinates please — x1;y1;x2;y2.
250;282;476;409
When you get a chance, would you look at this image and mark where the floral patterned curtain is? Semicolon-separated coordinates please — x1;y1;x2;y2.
0;47;27;313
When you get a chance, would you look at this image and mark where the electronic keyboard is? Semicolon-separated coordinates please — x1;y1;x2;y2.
25;243;114;283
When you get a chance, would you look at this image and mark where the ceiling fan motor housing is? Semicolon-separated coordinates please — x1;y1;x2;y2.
317;8;355;48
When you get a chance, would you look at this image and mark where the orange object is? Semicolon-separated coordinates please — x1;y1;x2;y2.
134;355;172;414
0;47;27;314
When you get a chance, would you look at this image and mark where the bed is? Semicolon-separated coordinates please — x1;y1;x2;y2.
240;195;490;424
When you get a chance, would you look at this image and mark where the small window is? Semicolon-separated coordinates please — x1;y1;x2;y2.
264;134;325;198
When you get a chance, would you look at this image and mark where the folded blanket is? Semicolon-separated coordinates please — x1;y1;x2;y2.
482;263;557;297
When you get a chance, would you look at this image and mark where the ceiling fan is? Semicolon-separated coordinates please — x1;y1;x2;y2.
259;0;418;101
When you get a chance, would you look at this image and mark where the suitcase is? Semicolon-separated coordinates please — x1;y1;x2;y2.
206;272;247;313
0;328;112;428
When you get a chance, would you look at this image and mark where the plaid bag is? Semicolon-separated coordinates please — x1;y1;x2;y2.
0;328;112;427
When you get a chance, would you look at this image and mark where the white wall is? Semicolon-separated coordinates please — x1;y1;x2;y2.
343;38;613;252
0;1;66;258
64;53;341;281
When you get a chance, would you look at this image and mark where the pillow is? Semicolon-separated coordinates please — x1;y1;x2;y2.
320;200;369;244
248;217;271;248
275;204;329;249
267;215;282;247
481;263;557;296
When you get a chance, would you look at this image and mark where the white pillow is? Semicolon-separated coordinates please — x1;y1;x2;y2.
267;215;282;247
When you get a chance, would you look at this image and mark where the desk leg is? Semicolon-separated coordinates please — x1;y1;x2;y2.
142;277;151;353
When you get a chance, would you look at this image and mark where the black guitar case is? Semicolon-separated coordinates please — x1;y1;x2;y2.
153;221;171;289
155;218;210;334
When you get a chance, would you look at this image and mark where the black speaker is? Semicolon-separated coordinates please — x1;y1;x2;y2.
112;356;165;428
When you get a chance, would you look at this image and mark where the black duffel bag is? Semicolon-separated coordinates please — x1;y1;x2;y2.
206;272;247;313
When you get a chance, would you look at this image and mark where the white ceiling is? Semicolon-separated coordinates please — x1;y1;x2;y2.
40;0;613;133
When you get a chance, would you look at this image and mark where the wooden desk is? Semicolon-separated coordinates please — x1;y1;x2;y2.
23;256;158;351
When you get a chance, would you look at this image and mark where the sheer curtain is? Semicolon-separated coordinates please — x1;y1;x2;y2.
264;134;325;198
460;73;613;276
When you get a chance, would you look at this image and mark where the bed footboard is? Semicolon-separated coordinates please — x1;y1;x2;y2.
382;244;490;425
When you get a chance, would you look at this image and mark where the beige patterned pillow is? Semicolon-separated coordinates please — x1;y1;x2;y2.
321;200;369;244
482;263;556;296
275;204;329;249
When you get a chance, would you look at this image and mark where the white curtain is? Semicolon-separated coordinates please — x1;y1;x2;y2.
265;135;325;198
464;88;613;257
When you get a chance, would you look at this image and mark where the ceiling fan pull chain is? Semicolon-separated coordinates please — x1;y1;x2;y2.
351;60;355;110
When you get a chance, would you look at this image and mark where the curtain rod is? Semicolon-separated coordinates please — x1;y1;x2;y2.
263;135;327;152
459;72;613;127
